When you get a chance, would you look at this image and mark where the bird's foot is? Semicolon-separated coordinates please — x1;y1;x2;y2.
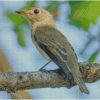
39;68;47;72
39;60;52;71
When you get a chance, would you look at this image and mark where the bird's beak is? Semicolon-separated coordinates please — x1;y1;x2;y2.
16;10;26;16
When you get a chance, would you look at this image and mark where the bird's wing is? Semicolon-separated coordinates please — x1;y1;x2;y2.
34;25;89;94
34;26;78;72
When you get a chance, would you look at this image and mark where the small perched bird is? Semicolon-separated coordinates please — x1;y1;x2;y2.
16;7;89;94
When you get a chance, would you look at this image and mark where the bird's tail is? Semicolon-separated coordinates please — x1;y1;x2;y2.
73;72;89;94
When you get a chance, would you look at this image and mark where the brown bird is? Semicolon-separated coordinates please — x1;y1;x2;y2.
16;7;89;94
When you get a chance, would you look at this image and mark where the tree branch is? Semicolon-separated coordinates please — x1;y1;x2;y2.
0;62;100;93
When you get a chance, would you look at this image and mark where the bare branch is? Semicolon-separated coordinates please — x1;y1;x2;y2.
0;62;100;93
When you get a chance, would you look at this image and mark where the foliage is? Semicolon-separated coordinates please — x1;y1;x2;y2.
69;1;100;30
5;1;36;47
69;1;100;62
88;49;99;63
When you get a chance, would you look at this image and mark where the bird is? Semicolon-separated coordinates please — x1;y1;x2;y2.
16;7;89;94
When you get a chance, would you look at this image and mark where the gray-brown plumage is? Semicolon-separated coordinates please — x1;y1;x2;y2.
16;7;89;94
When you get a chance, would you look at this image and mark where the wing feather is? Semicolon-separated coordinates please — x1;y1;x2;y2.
34;26;68;63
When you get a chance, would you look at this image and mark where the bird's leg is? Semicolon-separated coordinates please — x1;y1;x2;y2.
39;60;52;71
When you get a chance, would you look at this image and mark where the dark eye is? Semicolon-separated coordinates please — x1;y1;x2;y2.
34;9;39;14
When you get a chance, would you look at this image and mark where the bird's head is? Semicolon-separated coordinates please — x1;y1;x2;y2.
16;7;54;25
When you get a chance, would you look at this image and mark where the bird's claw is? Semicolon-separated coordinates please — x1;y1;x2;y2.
39;68;47;72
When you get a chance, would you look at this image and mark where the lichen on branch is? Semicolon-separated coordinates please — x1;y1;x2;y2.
0;62;99;93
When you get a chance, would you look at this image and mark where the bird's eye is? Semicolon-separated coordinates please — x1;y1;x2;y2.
34;9;39;14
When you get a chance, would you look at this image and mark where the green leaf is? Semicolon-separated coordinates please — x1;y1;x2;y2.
69;1;100;30
5;1;36;47
5;12;29;47
5;12;29;26
80;39;93;55
88;50;99;63
5;12;24;26
21;1;36;10
14;27;26;47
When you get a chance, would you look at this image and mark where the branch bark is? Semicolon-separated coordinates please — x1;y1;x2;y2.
0;48;32;99
0;62;100;93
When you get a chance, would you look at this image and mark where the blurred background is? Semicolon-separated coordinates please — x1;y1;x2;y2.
0;1;100;99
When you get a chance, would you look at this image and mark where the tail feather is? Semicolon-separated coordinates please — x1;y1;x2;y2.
73;73;89;94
